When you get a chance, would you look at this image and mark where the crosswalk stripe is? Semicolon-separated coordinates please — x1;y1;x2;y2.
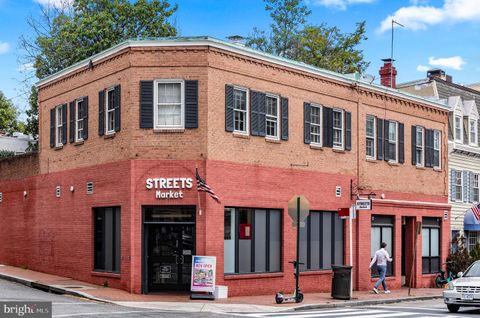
254;309;389;318
238;308;370;317
342;312;413;318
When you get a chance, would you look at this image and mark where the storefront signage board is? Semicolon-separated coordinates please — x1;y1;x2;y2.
145;177;193;200
190;255;216;293
355;199;372;210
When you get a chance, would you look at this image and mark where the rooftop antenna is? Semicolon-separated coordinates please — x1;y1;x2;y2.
390;19;405;88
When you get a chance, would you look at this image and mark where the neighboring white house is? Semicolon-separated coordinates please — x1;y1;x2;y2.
0;132;35;155
399;70;480;251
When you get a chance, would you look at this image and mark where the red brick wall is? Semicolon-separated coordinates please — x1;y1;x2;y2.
0;153;40;180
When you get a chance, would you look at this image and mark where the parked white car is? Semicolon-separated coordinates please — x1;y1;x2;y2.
443;260;480;313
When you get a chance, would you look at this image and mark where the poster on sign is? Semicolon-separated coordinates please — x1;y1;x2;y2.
190;255;216;293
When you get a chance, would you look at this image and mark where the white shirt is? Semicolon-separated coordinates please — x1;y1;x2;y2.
369;248;392;268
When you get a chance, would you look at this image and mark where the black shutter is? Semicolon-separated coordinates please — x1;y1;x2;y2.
304;102;311;144
377;118;383;160
69;101;75;143
83;96;89;140
225;85;234;132
98;90;105;135
114;85;121;132
250;91;260;136
62;104;67;145
281;97;288;141
323;107;333;148
185;80;198;129
384;119;390;161
411;125;417;165
345;111;352;151
398;122;404;164
140;81;154;129
257;93;266;137
426;129;434;168
50;108;55;148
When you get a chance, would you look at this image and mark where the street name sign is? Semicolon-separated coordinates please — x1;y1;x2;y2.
355;199;372;210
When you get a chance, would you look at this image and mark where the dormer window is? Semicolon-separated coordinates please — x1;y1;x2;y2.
455;115;462;142
470;118;477;146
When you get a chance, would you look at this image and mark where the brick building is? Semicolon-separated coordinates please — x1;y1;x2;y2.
0;37;450;296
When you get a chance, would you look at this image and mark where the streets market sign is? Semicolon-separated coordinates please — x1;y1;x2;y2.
146;177;193;199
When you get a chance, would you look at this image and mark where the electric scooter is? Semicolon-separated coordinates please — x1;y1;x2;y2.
275;260;304;304
435;261;455;288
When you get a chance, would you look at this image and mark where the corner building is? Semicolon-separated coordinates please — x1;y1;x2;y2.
0;37;450;296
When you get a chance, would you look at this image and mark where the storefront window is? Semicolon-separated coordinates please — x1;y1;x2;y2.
467;231;479;252
299;211;344;271
371;215;394;277
224;208;281;275
93;207;121;273
422;217;440;274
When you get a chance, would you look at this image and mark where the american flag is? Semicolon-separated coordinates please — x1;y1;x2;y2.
472;202;480;222
196;168;220;202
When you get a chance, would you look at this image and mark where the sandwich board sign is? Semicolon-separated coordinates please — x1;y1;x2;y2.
191;255;216;293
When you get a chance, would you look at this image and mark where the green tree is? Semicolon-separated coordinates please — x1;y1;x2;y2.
0;150;15;159
25;86;39;151
447;235;472;275
247;0;369;74
0;91;18;135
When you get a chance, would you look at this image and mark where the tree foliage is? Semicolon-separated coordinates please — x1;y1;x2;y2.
447;235;472;275
24;86;39;151
0;91;19;135
0;150;15;159
247;0;369;74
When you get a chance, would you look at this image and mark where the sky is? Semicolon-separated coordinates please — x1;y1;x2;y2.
1;0;480;119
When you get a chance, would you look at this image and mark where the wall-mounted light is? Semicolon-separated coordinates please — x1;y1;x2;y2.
23;191;27;197
70;186;75;192
380;193;385;199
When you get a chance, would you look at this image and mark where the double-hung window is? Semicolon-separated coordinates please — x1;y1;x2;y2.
76;99;85;142
310;105;322;145
56;105;64;146
454;170;463;201
366;115;376;159
470;119;477;146
105;87;115;134
416;126;424;166
422;218;440;274
266;95;279;139
387;121;398;162
154;80;184;129
433;130;441;169
332;109;344;149
233;88;248;133
474;174;479;203
455;115;462;142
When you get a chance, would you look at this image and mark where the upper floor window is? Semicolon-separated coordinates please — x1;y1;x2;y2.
106;88;115;134
416;126;424;166
474;174;479;203
433;130;441;169
332;109;344;149
154;80;184;129
310;105;322;145
387;121;398;162
99;85;121;136
233;88;248;133
470;119;477;146
266;95;279;139
454;170;463;201
76;99;85;142
366;115;376;159
455;115;462;142
56;105;64;147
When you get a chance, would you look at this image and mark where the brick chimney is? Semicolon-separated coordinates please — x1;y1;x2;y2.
379;58;397;88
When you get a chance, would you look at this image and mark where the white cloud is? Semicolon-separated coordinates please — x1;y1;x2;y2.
18;63;34;72
0;41;10;55
428;56;466;70
416;65;430;72
33;0;73;9
379;0;480;32
312;0;375;10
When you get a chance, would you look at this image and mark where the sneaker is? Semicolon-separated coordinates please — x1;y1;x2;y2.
384;290;391;294
373;288;379;294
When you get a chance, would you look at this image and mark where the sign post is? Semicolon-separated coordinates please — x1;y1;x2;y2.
408;221;422;296
288;195;310;302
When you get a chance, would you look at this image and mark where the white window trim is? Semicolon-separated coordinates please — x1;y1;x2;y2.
55;105;63;147
366;114;376;160
473;173;479;203
454;170;463;202
455;114;463;142
469;118;477;146
433;130;441;170
105;87;116;134
75;98;84;142
153;79;185;130
232;86;249;135
416;126;425;167
332;108;344;150
388;121;399;163
265;94;280;140
310;104;323;147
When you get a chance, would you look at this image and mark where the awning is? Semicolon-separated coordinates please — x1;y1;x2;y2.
464;208;480;231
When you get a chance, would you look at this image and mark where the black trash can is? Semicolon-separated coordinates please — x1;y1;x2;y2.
331;265;352;300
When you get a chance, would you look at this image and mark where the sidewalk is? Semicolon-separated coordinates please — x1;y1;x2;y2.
0;264;443;313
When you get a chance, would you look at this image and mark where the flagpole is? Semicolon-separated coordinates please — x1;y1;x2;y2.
196;165;202;216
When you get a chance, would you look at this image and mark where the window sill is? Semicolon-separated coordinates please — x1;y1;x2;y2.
54;145;63;151
104;132;116;139
366;157;377;163
74;140;84;146
224;272;284;280
332;148;346;153
434;167;442;172
153;128;185;133
415;165;426;170
299;270;333;276
310;144;323;150
91;271;121;279
233;132;250;139
370;276;395;281
421;273;438;277
387;161;399;166
265;137;281;144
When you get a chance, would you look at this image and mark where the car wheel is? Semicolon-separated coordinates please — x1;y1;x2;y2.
447;304;460;313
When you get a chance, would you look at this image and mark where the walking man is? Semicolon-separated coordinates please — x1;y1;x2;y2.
369;242;393;294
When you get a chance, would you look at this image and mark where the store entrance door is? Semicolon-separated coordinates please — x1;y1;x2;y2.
142;206;195;293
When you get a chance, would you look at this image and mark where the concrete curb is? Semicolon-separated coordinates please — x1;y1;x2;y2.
293;295;444;311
